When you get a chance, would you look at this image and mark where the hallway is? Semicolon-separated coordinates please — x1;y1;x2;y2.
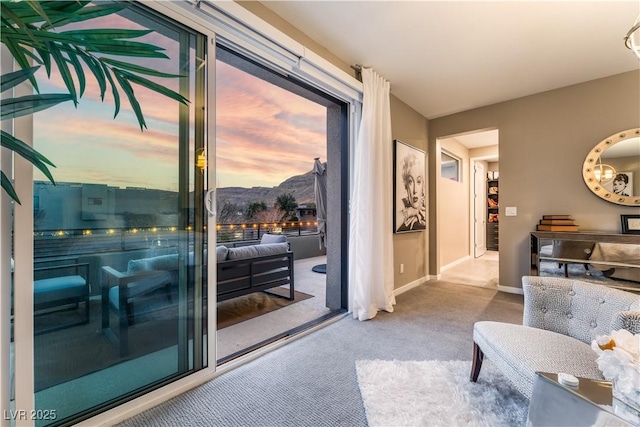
439;251;499;288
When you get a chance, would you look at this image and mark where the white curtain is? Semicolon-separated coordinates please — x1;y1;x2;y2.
349;68;395;321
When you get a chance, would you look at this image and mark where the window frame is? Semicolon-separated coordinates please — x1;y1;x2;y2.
441;150;461;182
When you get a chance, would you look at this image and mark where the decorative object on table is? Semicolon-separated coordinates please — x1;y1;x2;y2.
393;140;426;233
591;329;640;425
621;214;640;235
536;215;579;232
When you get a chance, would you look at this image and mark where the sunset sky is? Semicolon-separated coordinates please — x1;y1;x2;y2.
32;11;327;192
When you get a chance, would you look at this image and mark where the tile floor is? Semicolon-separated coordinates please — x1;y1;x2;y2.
439;251;499;288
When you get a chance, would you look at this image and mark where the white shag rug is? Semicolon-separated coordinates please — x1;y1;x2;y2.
355;359;529;427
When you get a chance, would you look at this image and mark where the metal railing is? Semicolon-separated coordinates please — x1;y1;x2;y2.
30;221;319;258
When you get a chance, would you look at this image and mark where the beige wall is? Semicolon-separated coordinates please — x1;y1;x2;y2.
390;97;429;287
430;70;640;290
439;139;470;266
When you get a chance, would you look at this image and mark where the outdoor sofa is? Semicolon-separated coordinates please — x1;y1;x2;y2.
101;234;294;355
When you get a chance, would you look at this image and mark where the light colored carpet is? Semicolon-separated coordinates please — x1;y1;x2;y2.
356;359;528;427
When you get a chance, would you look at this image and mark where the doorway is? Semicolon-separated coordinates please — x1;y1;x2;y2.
437;129;499;288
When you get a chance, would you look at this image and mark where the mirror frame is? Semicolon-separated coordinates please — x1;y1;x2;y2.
582;128;640;207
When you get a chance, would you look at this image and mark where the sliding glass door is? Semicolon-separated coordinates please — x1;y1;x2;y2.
15;3;208;424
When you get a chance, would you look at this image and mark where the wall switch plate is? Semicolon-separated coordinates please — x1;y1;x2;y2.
505;207;517;216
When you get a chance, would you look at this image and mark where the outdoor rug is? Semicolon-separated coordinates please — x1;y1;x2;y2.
217;288;313;329
356;359;528;427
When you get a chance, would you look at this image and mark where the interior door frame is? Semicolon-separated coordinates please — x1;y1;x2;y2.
472;160;487;258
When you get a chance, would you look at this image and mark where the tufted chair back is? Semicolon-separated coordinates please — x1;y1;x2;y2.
522;275;640;344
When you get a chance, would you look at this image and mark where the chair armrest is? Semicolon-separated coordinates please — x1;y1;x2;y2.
101;266;169;287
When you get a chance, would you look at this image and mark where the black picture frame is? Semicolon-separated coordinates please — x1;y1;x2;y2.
621;214;640;234
393;140;426;233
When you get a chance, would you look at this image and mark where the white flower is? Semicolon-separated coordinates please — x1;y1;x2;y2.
591;330;640;396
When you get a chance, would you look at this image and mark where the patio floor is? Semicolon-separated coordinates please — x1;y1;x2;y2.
216;255;330;361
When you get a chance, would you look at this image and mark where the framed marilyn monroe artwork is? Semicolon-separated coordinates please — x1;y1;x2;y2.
394;140;426;233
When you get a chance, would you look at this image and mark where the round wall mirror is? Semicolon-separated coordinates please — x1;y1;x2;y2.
582;128;640;206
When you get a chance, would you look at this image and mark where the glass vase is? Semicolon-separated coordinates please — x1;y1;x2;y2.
612;378;640;426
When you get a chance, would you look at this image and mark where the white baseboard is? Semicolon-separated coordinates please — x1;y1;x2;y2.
497;285;524;295
394;276;429;296
441;256;471;272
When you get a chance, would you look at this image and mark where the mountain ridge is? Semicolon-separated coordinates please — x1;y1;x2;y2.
216;169;316;208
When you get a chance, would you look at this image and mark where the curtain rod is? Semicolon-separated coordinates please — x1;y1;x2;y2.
351;64;362;82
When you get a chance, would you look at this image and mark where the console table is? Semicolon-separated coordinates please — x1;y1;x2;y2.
530;231;640;292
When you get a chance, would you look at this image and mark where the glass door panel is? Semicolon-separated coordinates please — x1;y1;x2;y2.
28;3;206;424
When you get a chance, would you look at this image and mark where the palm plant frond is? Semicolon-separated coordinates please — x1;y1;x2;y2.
0;0;191;203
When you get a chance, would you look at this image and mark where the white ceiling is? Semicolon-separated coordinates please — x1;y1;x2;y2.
261;1;640;150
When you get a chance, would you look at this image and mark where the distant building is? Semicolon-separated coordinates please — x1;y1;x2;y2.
295;204;317;222
34;181;180;231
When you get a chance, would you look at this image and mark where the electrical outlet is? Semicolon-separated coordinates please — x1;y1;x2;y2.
400;264;404;274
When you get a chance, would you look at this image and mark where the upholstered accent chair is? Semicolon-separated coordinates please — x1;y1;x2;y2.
470;275;640;399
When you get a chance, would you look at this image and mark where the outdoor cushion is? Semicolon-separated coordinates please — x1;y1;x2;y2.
254;242;289;257
227;245;259;260
260;234;287;244
227;242;289;260
127;253;178;272
34;275;87;305
216;245;228;262
108;271;173;309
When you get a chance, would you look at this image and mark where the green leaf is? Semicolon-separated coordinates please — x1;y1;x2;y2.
43;1;91;14
101;63;120;119
1;172;20;204
118;69;189;105
2;38;39;91
100;58;184;79
0;3;38;44
113;71;146;130
34;46;52;76
65;44;86;97
84;42;168;59
42;3;121;29
79;51;106;100
0;66;40;93
25;1;53;27
0;94;74;120
48;41;78;104
1;130;56;184
60;29;154;41
1;130;54;167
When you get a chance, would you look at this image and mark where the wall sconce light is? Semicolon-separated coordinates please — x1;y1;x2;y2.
196;149;206;172
624;14;640;60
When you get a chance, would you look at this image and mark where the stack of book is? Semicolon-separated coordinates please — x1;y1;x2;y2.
536;215;579;232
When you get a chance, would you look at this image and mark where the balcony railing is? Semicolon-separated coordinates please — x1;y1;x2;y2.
29;221;319;259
